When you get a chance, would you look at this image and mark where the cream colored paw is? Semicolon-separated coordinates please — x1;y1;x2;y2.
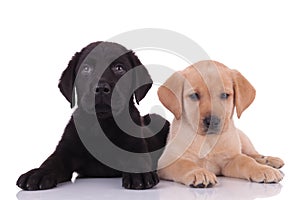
254;155;284;169
265;156;284;169
182;169;217;188
248;166;283;183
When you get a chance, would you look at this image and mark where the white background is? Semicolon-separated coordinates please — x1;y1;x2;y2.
1;0;299;199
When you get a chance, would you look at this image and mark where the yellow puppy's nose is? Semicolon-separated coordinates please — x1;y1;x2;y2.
203;115;221;134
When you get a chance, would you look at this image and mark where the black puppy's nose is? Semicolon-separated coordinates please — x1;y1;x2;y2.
203;115;221;129
94;82;111;95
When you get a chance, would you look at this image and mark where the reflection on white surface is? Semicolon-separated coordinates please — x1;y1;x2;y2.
17;177;281;200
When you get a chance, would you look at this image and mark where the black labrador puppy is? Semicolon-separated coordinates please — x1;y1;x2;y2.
17;42;170;190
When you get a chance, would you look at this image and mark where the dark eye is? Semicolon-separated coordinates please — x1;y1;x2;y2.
220;93;230;100
81;64;93;75
112;63;126;75
189;93;200;101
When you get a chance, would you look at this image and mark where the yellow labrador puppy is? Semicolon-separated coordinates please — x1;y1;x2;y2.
157;60;284;188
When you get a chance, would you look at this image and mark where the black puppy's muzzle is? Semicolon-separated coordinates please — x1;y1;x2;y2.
93;81;113;118
203;115;221;134
94;82;111;95
93;81;125;118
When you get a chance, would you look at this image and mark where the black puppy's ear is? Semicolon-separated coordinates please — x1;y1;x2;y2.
58;41;102;108
129;51;153;104
58;52;81;108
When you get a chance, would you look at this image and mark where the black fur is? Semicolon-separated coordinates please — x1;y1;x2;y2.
16;42;170;190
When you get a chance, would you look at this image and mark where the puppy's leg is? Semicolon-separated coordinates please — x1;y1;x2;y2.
159;159;217;188
17;119;78;190
222;154;283;183
239;130;284;169
17;153;73;190
121;160;160;190
121;151;160;189
120;114;171;190
120;136;160;190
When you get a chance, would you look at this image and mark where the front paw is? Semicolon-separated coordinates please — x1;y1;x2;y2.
183;169;217;188
17;168;58;190
248;166;283;183
122;172;159;189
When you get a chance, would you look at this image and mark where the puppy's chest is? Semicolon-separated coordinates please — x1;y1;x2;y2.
189;134;241;170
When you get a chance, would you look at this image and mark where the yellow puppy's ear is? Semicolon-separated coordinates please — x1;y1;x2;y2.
158;72;185;119
232;70;256;118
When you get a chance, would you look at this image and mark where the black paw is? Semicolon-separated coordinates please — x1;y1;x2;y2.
17;168;58;190
190;183;213;188
122;172;159;190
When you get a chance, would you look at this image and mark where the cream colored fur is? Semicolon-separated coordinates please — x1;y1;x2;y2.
157;60;284;188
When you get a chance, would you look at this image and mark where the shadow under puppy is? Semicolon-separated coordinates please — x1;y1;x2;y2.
17;42;169;190
157;60;284;188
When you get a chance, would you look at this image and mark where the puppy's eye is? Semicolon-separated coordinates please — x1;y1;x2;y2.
220;93;230;100
112;63;126;75
189;93;200;101
81;64;93;75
